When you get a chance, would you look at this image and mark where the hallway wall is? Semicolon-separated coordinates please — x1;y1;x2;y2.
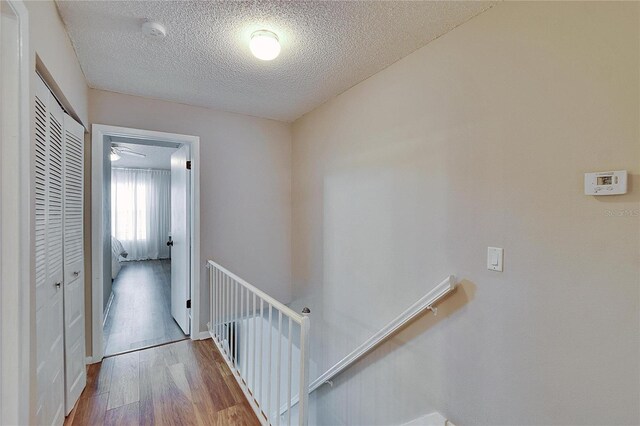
25;1;88;126
89;89;293;336
290;2;640;424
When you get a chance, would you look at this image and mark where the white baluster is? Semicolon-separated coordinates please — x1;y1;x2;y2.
259;298;264;409
287;316;292;426
267;303;273;422
215;269;219;340
236;283;244;377
218;269;222;341
210;267;213;334
252;292;257;393
222;274;226;355
244;286;249;380
276;309;282;426
298;315;310;426
234;279;239;370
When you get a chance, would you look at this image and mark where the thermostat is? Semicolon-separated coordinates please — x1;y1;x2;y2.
584;170;627;195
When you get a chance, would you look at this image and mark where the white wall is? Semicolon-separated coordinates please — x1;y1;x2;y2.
89;89;293;333
291;2;640;425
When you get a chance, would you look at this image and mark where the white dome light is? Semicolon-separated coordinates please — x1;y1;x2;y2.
250;30;281;61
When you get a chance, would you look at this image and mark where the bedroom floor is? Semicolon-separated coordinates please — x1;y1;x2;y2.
103;259;188;357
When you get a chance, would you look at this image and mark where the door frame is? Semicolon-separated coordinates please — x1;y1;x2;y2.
90;124;201;362
0;0;31;424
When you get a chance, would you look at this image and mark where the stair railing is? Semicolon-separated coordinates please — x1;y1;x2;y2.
279;275;456;416
207;260;310;426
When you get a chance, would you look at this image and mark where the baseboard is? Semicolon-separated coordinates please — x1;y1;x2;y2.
193;330;211;340
103;291;114;327
402;412;451;426
85;355;101;365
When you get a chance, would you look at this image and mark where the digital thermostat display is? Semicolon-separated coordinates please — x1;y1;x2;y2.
585;170;627;195
597;176;613;186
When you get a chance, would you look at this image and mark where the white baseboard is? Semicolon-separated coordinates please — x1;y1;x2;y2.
102;291;115;327
193;330;211;340
85;355;101;365
402;412;452;426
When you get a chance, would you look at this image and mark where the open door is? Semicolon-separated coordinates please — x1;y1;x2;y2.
170;145;191;335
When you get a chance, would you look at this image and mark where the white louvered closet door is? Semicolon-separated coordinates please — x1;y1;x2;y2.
62;114;86;414
34;77;65;426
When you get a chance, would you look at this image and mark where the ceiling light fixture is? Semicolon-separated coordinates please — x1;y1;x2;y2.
250;30;281;61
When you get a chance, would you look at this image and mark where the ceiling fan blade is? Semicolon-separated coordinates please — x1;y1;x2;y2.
119;150;146;158
112;145;146;158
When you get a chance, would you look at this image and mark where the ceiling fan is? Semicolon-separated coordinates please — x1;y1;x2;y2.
110;144;146;161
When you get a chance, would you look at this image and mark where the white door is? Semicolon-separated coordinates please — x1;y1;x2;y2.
34;77;65;426
62;113;86;414
170;145;191;335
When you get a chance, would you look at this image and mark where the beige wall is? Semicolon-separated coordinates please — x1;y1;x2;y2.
89;89;293;333
25;1;88;126
291;2;640;424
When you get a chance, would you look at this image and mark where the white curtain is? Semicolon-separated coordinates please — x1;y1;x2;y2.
111;168;171;260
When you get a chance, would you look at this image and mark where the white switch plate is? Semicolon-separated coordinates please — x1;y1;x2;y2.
487;247;503;272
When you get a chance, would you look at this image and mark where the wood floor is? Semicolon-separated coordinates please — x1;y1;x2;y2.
104;260;187;356
64;339;260;426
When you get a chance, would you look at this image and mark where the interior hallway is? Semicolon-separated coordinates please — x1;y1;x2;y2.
64;339;260;426
104;260;187;356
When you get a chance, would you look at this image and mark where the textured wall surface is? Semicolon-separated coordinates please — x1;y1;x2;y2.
291;2;640;425
89;89;293;334
57;1;492;122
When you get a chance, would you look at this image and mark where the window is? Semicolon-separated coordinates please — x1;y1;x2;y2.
111;167;170;260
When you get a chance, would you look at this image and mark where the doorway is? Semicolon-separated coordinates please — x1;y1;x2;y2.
91;125;200;362
105;140;187;356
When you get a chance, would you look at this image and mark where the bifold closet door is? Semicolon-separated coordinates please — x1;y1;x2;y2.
62;114;86;414
34;77;65;426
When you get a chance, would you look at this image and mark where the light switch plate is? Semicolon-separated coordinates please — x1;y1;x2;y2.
487;247;504;272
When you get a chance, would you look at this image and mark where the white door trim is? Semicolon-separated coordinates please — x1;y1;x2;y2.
0;0;31;424
90;124;201;363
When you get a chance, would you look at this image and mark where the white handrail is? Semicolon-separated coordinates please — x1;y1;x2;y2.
208;260;304;324
207;260;310;426
281;275;456;415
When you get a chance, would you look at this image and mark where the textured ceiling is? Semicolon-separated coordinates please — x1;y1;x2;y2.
57;1;492;122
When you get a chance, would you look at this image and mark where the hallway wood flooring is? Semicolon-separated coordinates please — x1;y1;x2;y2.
104;260;187;356
64;339;260;426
